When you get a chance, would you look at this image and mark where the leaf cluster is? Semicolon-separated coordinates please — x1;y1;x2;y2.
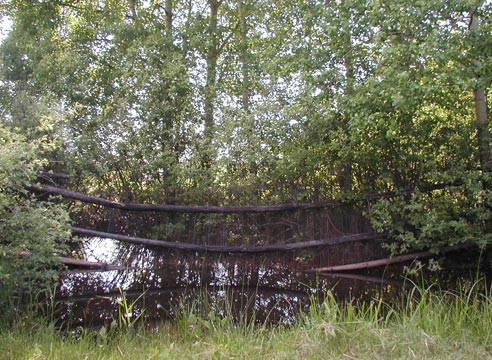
369;172;492;254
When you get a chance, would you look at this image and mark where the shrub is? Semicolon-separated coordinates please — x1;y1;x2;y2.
368;173;492;255
0;125;71;315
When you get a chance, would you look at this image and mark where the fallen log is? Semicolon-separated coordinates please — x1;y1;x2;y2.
305;243;473;273
27;184;342;213
71;227;383;253
27;182;463;214
17;251;127;271
318;272;402;287
58;256;128;270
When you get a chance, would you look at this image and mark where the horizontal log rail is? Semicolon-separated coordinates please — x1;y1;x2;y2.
29;184;342;213
17;251;127;271
27;182;461;214
72;227;384;253
304;243;473;273
59;257;127;270
318;272;402;287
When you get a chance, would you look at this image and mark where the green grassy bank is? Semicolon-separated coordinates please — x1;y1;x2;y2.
1;282;492;360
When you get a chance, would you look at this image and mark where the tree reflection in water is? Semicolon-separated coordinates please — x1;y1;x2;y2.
54;236;402;328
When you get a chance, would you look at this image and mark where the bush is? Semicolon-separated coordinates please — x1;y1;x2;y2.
0;125;71;313
368;172;492;255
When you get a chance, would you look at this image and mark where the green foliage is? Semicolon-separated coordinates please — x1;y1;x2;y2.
0;125;71;311
1;0;491;253
369;172;492;253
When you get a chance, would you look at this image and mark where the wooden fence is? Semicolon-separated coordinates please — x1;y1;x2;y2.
25;178;471;272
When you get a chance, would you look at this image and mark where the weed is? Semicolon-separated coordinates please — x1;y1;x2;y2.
115;288;146;329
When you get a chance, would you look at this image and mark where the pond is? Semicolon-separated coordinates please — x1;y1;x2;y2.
51;236;485;328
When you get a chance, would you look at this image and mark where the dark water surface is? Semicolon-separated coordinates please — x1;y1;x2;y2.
53;236;485;328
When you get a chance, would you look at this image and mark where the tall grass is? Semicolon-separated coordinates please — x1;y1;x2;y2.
1;279;492;359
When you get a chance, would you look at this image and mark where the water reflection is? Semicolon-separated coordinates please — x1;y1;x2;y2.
56;235;487;329
54;237;406;328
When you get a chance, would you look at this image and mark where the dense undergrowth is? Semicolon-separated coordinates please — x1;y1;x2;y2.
1;279;492;359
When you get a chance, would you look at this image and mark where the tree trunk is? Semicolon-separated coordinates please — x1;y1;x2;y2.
165;0;173;37
72;227;382;253
470;6;491;173
204;0;220;141
201;0;221;168
306;243;472;272
337;6;354;192
27;182;456;213
27;183;344;213
129;0;137;18
17;251;127;270
237;0;258;178
237;0;250;113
